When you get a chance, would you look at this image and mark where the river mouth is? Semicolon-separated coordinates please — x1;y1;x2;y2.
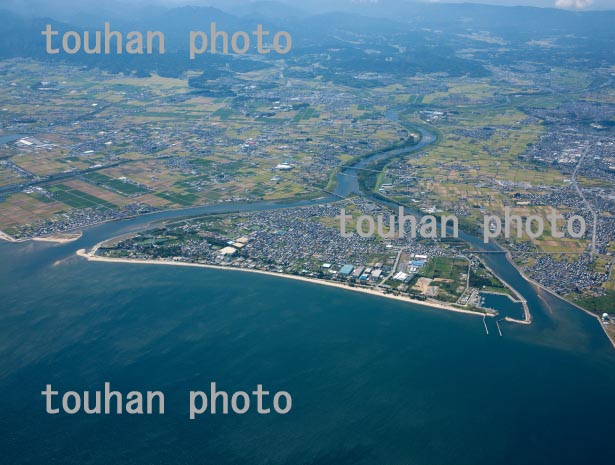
2;116;615;465
0;111;610;353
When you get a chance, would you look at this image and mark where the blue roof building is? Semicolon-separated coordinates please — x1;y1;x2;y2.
339;265;354;276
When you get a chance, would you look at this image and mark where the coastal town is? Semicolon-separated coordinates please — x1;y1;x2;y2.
1;50;615;328
4;3;615;464
86;198;520;318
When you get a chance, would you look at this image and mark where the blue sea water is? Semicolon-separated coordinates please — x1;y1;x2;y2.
0;235;614;465
480;291;526;320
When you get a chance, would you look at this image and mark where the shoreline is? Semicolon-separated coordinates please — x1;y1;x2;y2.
6;207;610;345
76;247;493;320
479;290;531;325
0;230;16;242
477;255;532;325
31;232;83;244
505;251;615;349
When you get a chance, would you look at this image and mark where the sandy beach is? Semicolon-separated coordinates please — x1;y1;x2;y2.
0;230;82;244
76;248;492;319
32;232;83;244
0;230;16;242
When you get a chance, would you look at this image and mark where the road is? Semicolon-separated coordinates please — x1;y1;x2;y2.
571;144;598;258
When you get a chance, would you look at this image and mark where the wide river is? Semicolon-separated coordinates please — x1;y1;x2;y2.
1;117;614;464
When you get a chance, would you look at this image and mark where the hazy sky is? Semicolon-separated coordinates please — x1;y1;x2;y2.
168;0;615;10
159;0;615;9
4;0;615;14
420;0;613;9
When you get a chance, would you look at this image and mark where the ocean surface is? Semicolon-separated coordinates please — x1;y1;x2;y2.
2;118;615;464
1;228;615;465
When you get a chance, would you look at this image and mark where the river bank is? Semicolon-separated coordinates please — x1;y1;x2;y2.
3;110;610;348
477;255;532;325
504;251;615;349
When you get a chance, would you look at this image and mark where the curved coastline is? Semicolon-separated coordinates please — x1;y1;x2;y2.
76;247;492;319
3;111;611;347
